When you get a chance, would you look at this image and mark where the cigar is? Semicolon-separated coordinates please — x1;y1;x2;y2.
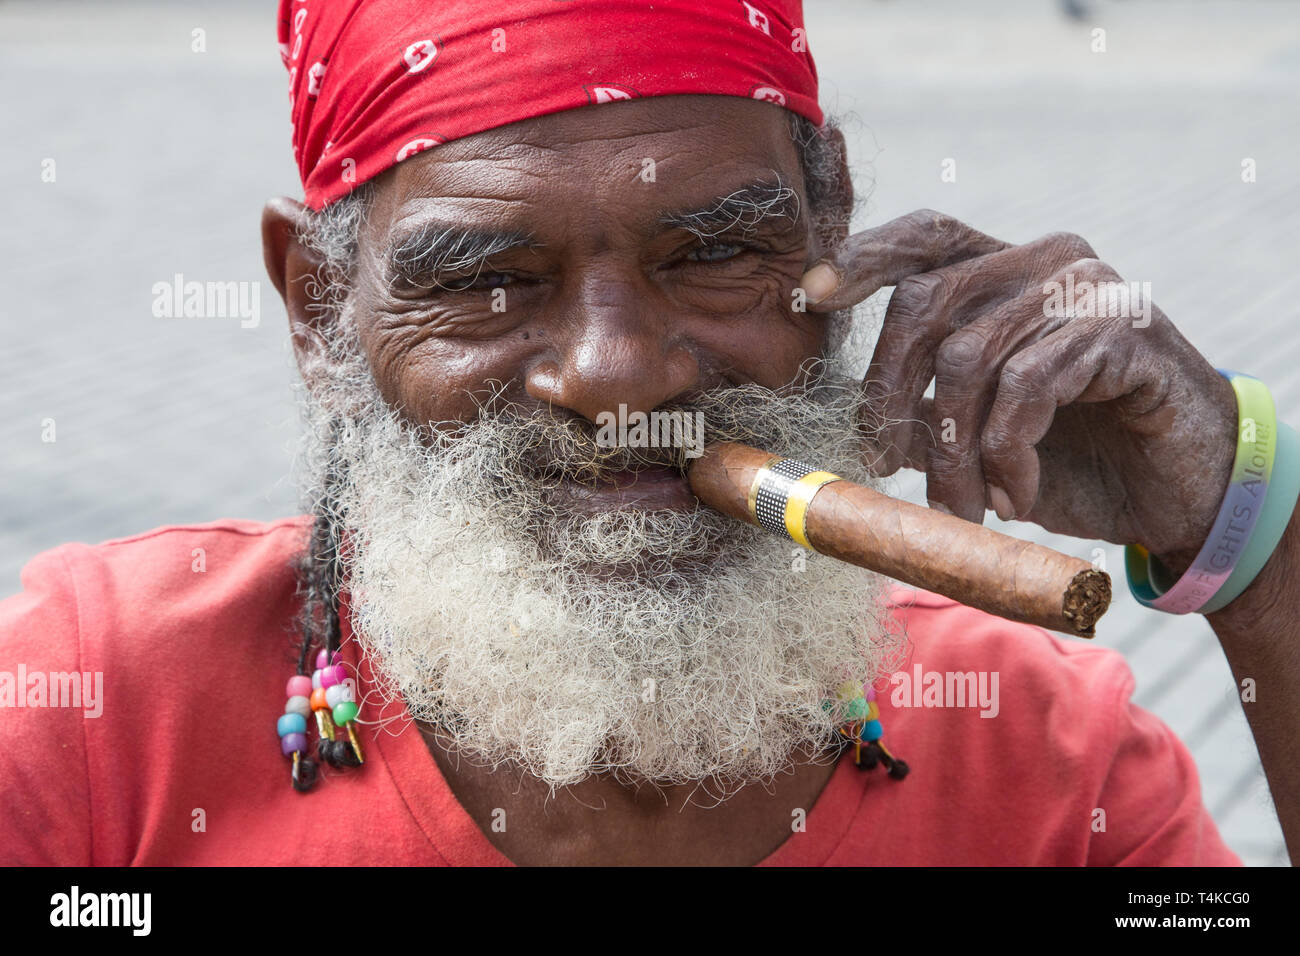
687;441;1111;636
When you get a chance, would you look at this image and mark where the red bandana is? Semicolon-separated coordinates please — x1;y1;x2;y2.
277;0;824;210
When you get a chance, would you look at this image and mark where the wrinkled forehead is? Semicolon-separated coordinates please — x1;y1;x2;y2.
360;96;809;254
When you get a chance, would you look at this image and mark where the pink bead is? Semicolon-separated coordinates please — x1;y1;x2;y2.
321;664;346;688
316;649;329;670
286;675;312;699
864;685;877;702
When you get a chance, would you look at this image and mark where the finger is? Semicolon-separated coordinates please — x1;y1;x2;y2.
901;398;1016;517
860;232;1097;478
900;397;940;474
921;292;1078;522
800;209;1011;312
981;258;1145;520
979;323;1129;522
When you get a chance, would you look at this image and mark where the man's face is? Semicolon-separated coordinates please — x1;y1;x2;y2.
275;96;895;790
347;95;830;510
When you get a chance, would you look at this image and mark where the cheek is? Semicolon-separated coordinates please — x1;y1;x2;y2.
708;312;827;389
362;321;531;424
675;264;827;388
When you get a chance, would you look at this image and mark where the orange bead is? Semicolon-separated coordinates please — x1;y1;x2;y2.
310;687;329;712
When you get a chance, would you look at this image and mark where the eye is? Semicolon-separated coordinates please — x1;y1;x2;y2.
440;271;517;292
684;242;747;264
391;270;520;296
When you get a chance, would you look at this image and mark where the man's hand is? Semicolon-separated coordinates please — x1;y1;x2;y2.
801;209;1238;570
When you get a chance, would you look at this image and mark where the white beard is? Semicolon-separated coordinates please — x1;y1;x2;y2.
297;320;903;790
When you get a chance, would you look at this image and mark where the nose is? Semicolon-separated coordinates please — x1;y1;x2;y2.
525;275;700;423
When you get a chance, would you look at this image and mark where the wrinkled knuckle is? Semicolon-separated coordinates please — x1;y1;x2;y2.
1043;232;1096;263
837;228;871;260
935;328;990;377
932;435;977;473
908;208;944;229
892;272;948;319
999;354;1042;395
925;435;960;470
906;208;963;246
933;212;968;248
980;423;1014;463
1066;257;1115;282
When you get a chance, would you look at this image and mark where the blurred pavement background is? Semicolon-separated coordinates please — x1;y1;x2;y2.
1;0;1297;864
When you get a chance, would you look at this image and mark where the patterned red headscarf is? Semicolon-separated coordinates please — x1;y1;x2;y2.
277;0;823;210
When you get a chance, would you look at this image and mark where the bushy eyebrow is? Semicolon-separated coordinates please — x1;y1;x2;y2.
384;221;541;288
659;177;801;241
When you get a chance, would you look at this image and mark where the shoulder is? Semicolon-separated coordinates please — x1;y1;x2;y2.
11;516;311;633
855;586;1238;865
6;514;314;688
0;517;314;864
880;584;1135;791
33;515;312;597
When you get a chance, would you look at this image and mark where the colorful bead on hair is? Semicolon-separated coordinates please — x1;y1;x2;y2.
311;649;364;770
280;674;319;791
279;646;365;792
831;680;909;780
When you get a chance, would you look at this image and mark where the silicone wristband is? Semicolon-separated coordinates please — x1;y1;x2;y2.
1200;420;1300;613
1125;370;1280;614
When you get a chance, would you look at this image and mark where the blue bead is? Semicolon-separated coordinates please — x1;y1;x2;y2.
860;719;883;742
277;713;307;737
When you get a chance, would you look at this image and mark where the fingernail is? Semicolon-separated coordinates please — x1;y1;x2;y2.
987;484;1016;521
928;500;952;516
800;263;839;304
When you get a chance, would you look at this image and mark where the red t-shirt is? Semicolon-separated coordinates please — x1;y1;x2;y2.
0;518;1240;865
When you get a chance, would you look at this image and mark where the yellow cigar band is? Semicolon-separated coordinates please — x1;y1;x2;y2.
748;456;843;550
784;472;842;548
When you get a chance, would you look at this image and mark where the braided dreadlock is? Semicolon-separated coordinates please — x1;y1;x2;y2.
292;419;362;777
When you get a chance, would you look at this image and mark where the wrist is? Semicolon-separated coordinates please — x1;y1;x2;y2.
1207;500;1299;633
1128;373;1298;616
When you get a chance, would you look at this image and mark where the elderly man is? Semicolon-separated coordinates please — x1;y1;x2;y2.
3;0;1297;867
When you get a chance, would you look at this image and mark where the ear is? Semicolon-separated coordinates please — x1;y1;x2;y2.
808;125;854;260
803;127;855;355
261;196;334;379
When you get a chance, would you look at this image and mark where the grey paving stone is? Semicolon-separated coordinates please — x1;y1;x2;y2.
2;0;1296;864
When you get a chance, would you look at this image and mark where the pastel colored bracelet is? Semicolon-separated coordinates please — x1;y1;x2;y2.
1200;416;1300;613
1126;369;1300;615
